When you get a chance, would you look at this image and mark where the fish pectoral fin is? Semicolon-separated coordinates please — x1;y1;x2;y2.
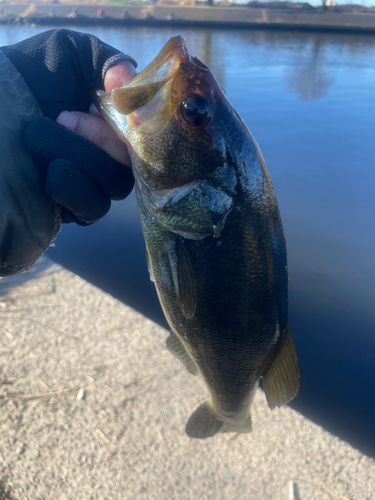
112;79;169;115
175;239;196;320
261;325;300;410
185;402;223;439
166;332;199;375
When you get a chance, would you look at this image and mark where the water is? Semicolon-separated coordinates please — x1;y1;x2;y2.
1;25;374;456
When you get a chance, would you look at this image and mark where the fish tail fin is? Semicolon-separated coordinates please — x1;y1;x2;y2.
261;324;300;410
185;401;252;439
219;417;253;435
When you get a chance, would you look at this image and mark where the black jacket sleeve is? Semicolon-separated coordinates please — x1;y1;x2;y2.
0;29;137;277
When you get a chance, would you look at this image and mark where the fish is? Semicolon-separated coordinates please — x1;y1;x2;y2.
96;35;299;439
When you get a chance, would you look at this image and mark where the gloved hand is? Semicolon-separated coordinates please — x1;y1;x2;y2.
1;28;137;225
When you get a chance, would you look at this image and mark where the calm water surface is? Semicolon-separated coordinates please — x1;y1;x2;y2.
1;25;374;456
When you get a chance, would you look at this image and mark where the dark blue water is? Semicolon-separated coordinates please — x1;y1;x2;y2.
2;25;374;456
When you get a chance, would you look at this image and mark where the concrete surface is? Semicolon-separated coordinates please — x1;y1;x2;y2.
0;256;374;500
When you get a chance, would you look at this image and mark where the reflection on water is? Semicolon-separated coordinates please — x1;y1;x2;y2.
193;31;226;89
1;25;374;456
286;36;334;101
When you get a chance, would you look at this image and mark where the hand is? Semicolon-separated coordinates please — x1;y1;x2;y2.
2;29;137;225
56;60;135;167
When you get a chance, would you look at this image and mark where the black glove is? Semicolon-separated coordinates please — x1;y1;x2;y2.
1;28;137;225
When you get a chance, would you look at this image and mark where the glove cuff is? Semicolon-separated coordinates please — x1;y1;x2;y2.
102;53;138;81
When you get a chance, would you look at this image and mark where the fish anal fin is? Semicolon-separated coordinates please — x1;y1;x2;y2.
261;325;300;410
166;332;199;376
175;239;196;320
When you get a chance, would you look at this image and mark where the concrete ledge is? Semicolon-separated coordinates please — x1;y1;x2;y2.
0;257;374;499
1;5;375;32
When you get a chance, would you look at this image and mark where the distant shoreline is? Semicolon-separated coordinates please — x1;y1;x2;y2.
1;4;375;32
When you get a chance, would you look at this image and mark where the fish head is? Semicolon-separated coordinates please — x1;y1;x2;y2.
97;35;244;191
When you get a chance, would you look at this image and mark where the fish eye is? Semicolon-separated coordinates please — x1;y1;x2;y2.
181;95;209;127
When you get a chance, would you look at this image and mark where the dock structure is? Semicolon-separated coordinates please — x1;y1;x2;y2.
1;4;375;32
0;256;375;499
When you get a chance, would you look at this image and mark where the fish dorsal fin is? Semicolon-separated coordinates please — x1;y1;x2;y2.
261;325;300;410
166;331;199;375
112;79;168;115
175;239;196;320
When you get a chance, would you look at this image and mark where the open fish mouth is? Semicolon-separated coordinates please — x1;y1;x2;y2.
97;35;218;140
97;35;192;136
111;36;186;115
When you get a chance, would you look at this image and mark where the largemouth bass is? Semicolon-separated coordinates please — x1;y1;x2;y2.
97;36;299;439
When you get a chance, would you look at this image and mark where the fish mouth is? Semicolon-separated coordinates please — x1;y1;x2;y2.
98;35;215;139
98;35;190;136
111;35;187;116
